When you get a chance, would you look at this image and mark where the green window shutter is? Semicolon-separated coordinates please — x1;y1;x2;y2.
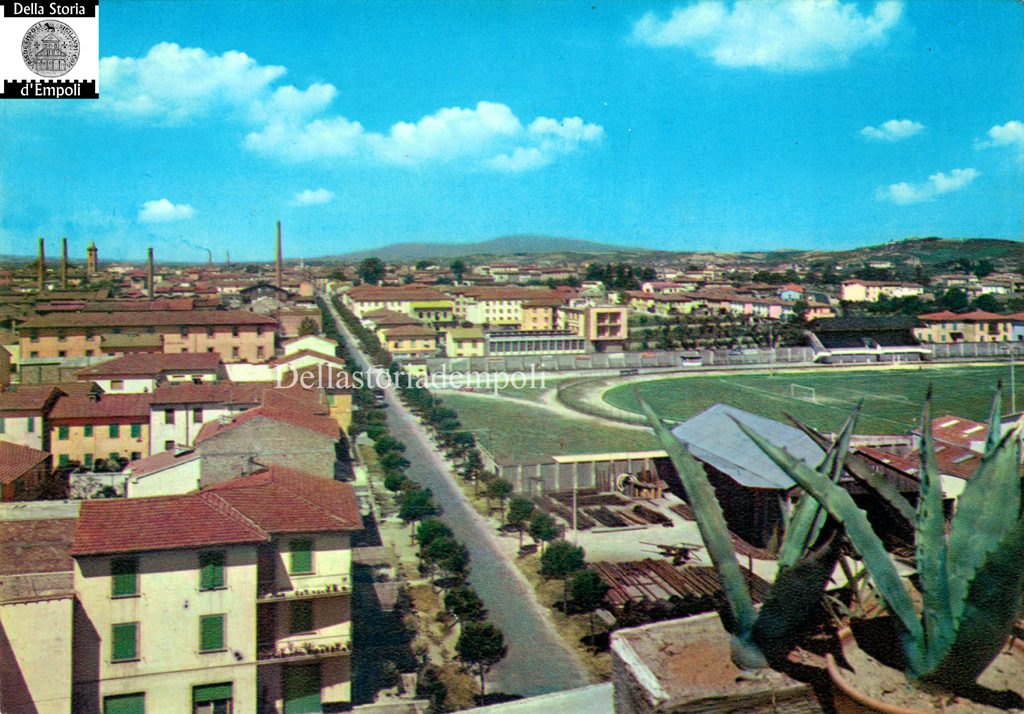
192;682;233;705
289;539;313;574
199;551;225;590
199;614;225;652
283;665;321;714
111;558;138;597
0;418;5;434
130;424;142;438
111;622;138;661
289;600;313;634
26;417;34;433
84;453;93;468
58;426;69;440
84;424;93;437
109;424;120;438
59;454;70;467
103;692;145;714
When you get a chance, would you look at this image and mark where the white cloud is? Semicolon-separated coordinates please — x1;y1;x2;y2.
138;198;195;222
632;0;903;71
292;188;335;206
98;43;602;172
976;120;1024;161
876;168;979;205
860;119;924;142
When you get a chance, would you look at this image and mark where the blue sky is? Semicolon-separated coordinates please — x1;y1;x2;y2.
1;0;1022;261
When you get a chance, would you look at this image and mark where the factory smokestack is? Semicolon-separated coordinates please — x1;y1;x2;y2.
275;221;283;288
37;237;45;290
147;247;154;299
61;237;68;289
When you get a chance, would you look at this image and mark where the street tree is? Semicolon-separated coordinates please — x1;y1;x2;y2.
540;540;586;616
506;497;535;548
486;478;514;522
297;317;319;336
570;569;610;644
528;511;561;555
400;489;440;543
358;257;386;285
444;586;487;633
457;621;507;701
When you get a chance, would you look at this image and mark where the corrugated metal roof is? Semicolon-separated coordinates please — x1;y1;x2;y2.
670;404;824;490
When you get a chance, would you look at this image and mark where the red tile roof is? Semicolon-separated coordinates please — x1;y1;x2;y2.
919;310;1008;322
21;309;277;330
72;466;361;555
204;466;361;532
926;415;990;449
0;385;59;414
271;349;347;368
0;441;50;484
77;352;223;378
149;381;270;406
346;285;451;302
71;492;268;556
918;310;961;321
194;405;338;443
383;325;437;338
49;393;152;421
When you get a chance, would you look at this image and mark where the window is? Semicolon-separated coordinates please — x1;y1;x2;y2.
289;600;313;634
29;351;38;358
164;409;175;425
59;454;69;467
231;327;239;337
84;424;93;437
109;424;120;438
193;408;203;423
283;664;321;714
231;347;240;359
289;539;313;574
192;683;233;714
199;614;226;653
112;557;139;597
26;417;34;433
199;551;225;591
111;622;139;662
109;452;120;462
131;424;142;438
103;692;145;714
58;351;67;358
111;380;124;390
1;418;6;433
256;346;265;359
84;453;93;468
165;440;176;451
85;350;94;357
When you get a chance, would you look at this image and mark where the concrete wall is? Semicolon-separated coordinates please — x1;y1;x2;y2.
126;459;202;498
0;596;73;714
0;414;45;450
149;405;245;453
197;419;335;486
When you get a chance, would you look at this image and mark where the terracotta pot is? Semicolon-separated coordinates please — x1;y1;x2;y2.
826;627;1024;714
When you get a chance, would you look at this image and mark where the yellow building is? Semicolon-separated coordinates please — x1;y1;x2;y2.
840;279;925;303
382;325;438;358
915;310;1014;343
444;327;486;357
49;392;152;468
70;466;361;714
558;304;629;346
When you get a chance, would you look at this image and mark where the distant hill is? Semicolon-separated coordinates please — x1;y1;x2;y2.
326;235;639;262
771;237;1024;269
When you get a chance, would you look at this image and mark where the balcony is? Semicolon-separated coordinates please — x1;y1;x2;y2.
256;576;351;603
257;634;351;664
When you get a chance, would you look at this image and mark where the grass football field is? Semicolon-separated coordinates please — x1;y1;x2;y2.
603;364;1020;434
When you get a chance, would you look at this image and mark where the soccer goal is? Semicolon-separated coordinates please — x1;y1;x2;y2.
790;384;817;402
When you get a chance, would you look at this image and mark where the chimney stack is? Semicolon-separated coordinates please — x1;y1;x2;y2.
37;237;45;290
275;221;283;288
60;237;68;289
147;247;154;299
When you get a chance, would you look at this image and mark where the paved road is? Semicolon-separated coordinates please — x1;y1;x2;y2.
324;298;591;697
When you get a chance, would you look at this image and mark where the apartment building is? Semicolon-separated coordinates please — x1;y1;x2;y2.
915;310;1015;343
458;287;555;326
76;353;225;394
18;310;278;363
49;392;153;468
0;384;62;450
557;304;629;347
148;382;267;453
342;286;453;319
444;327;486;358
69;467;361;714
380;325;438;359
840;279;925;302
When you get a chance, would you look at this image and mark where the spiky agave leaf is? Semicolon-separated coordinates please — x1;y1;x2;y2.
946;400;1023;634
776;408;857;569
753;530;841;654
914;394;955;672
785;414;916;524
734;418;925;661
636;391;763;668
918;517;1024;688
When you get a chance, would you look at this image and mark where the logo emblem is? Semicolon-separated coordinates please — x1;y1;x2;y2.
21;20;80;78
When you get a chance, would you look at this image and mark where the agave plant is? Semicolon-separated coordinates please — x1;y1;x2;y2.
737;387;1024;692
638;393;850;669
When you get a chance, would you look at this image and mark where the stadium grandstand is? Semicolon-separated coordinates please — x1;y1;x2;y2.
805;316;932;364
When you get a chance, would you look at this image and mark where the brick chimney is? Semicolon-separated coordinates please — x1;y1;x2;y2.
275;221;283;289
147;247;154;299
60;237;68;289
37;237;45;290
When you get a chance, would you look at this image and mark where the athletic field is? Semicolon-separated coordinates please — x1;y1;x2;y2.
603;365;1020;434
